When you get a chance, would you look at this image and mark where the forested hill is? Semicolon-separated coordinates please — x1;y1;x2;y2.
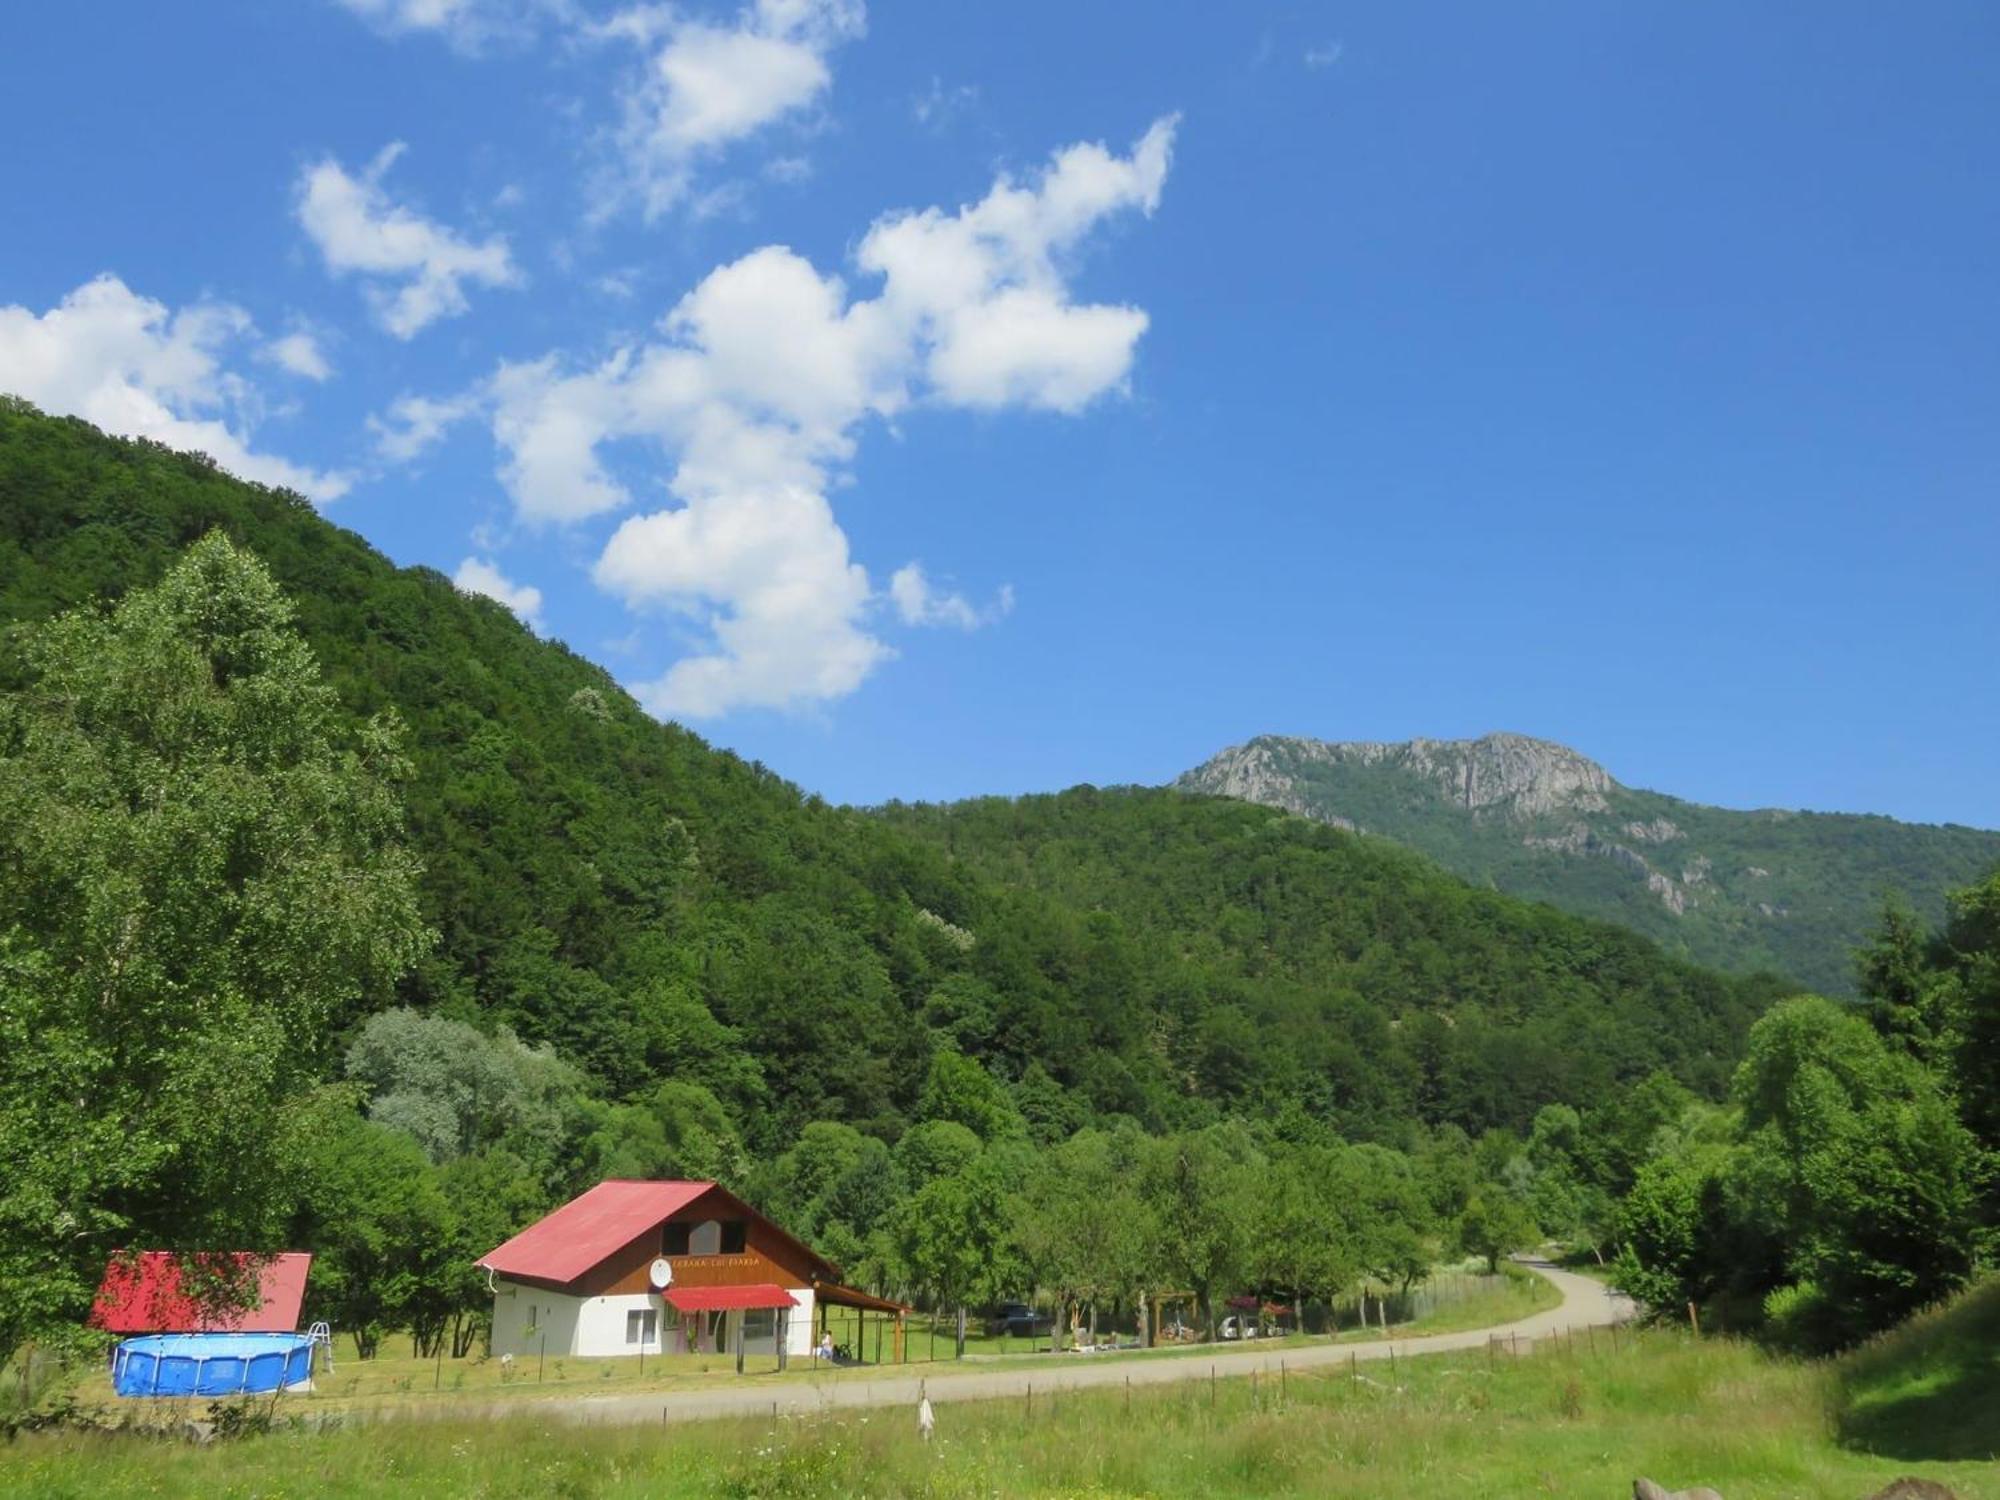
0;401;1785;1146
873;790;1792;1129
1181;734;2000;997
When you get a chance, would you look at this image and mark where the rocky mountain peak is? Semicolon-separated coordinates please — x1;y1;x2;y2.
1184;732;1617;820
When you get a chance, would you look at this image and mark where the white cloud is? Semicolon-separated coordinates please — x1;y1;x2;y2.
264;330;333;381
598;0;864;220
332;0;546;51
370;390;481;462
598;484;883;716
911;76;977;131
0;274;350;501
1304;41;1343;69
453;555;544;627
479;117;1176;718
856;114;1177;412
888;563;1012;631
296;144;521;338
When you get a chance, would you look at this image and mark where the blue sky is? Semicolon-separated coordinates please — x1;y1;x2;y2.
3;3;1996;827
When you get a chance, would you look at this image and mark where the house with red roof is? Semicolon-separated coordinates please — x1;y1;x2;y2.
90;1252;312;1335
477;1180;904;1363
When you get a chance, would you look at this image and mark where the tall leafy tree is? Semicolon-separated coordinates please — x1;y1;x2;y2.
1144;1125;1262;1340
1732;994;1980;1340
0;533;429;1368
1256;1143;1362;1329
1013;1127;1154;1343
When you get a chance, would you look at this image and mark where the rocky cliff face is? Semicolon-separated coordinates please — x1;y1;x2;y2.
1175;732;2000;997
1187;732;1615;821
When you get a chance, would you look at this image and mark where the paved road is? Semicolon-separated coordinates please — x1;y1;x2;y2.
424;1261;1632;1430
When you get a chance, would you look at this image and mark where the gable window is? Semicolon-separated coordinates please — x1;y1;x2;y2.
625;1308;657;1346
661;1217;747;1255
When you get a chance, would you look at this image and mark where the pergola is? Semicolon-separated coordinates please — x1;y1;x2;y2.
811;1278;909;1364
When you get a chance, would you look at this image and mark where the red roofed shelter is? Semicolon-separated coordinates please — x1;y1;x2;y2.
478;1180;902;1365
90;1252;312;1335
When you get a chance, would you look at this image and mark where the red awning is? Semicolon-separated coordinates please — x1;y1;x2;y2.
664;1284;797;1312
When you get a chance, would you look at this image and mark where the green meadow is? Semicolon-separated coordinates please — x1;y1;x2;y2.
5;1307;1994;1500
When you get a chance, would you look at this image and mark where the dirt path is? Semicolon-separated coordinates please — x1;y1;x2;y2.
417;1261;1631;1430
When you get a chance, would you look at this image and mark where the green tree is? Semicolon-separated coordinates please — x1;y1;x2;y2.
345;1008;589;1184
1858;898;1951;1067
436;1147;548;1354
1144;1126;1262;1340
1939;872;2000;1174
1732;994;1980;1342
1337;1144;1437;1297
0;534;428;1368
915;1048;1025;1143
1455;1189;1538;1274
1612;1135;1739;1315
1013;1127;1154;1345
576;1080;747;1186
1257;1144;1362;1332
293;1106;456;1359
891;1154;1015;1353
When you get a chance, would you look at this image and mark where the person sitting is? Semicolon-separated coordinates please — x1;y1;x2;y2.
815;1331;836;1364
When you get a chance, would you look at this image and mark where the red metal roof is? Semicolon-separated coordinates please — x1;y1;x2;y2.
478;1180;715;1285
664;1284;797;1312
90;1252;312;1334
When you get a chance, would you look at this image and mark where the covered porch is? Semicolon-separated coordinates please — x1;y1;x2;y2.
810;1279;908;1366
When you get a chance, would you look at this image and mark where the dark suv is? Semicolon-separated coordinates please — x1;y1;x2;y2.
985;1301;1054;1338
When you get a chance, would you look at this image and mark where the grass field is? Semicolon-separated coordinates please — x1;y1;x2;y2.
5;1313;1994;1499
1837;1275;2000;1463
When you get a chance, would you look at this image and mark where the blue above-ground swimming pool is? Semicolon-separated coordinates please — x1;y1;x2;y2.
111;1333;313;1397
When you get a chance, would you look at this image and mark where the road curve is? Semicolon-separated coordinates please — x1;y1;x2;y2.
424;1261;1631;1430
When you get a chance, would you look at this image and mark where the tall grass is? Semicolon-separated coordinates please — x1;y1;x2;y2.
1836;1274;2000;1463
4;1328;1993;1499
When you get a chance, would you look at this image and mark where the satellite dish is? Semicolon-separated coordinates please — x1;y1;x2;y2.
648;1257;674;1290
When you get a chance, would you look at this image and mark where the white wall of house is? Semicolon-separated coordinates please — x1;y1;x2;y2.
489;1280;818;1360
490;1280;584;1357
490;1283;664;1359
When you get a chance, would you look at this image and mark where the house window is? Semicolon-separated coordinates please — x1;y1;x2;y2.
625;1308;657;1346
742;1307;775;1342
662;1217;746;1255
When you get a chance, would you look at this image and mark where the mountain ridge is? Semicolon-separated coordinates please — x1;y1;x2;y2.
1178;732;2000;996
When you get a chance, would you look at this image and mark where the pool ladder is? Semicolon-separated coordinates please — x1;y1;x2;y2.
306;1321;335;1374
